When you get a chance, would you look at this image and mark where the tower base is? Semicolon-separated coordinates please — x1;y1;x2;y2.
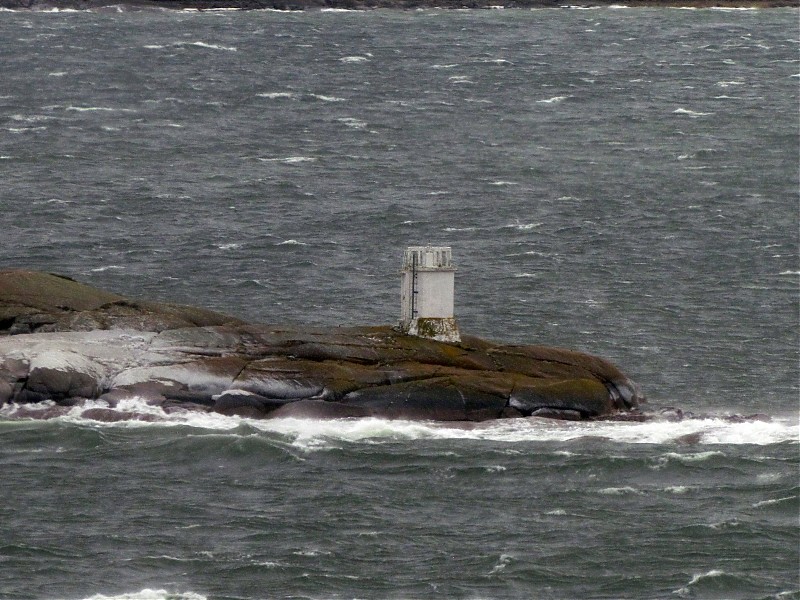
401;317;461;343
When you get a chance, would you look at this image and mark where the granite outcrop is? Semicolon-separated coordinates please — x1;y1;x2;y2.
0;270;645;422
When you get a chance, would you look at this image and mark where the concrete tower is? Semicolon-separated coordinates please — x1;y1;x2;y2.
399;246;460;343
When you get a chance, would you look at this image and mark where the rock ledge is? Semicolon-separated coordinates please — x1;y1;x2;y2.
0;270;645;422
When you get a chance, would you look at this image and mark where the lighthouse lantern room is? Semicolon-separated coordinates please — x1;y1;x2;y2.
400;246;460;343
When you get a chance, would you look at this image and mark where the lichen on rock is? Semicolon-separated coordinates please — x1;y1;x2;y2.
0;270;646;422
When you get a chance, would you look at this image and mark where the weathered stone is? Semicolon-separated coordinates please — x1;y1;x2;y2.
213;390;293;417
0;380;13;404
0;270;244;336
342;378;509;421
0;270;648;422
509;378;614;417
529;408;583;421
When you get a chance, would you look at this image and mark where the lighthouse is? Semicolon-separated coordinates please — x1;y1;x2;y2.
399;246;460;343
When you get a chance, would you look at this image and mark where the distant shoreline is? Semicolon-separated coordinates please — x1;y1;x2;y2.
1;0;797;10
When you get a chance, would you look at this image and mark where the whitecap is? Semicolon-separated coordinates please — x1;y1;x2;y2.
479;58;512;65
504;221;542;230
339;56;369;63
48;71;68;77
752;495;797;508
67;590;207;600
65;106;136;113
514;273;537;278
674;570;729;597
309;94;346;102
90;265;125;272
485;465;507;473
7;127;47;133
443;227;477;232
487;554;513;576
183;41;237;52
257;156;316;164
779;270;800;276
673;108;714;117
293;549;331;557
338;117;368;129
277;239;307;246
536;95;569;104
257;92;297;99
598;486;642;495
489;180;519;186
659;451;725;464
216;243;241;250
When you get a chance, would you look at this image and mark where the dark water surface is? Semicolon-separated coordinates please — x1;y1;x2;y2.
0;7;798;600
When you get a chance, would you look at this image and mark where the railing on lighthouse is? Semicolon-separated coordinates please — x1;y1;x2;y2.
400;246;460;343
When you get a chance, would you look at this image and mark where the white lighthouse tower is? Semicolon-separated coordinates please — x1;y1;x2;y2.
399;246;460;343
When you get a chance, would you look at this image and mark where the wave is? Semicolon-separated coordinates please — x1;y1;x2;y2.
673;108;714;117
257;156;316;164
339;55;369;63
2;398;796;451
63;590;206;600
537;95;569;104
256;92;296;99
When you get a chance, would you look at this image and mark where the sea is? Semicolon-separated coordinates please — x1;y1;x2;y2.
0;5;798;600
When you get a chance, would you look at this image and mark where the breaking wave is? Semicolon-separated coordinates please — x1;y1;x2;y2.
1;398;796;452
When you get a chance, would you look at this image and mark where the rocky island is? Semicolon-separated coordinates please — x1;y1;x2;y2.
0;269;645;423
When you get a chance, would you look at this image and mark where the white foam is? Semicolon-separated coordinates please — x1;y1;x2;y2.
448;75;474;84
674;570;729;597
65;106;136;113
183;41;237;51
309;94;346;102
537;95;569;104
504;221;542;230
487;554;513;576
339;56;369;63
258;156;316;164
256;92;297;99
673;108;714;117
338;117;368;129
598;486;642;495
90;265;125;272
276;239;307;246
752;495;797;508
20;398;797;450
67;590;206;600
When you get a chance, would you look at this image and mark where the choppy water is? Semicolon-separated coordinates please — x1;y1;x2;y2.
0;6;798;600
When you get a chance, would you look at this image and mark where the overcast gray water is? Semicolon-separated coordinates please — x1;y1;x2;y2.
0;7;798;600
